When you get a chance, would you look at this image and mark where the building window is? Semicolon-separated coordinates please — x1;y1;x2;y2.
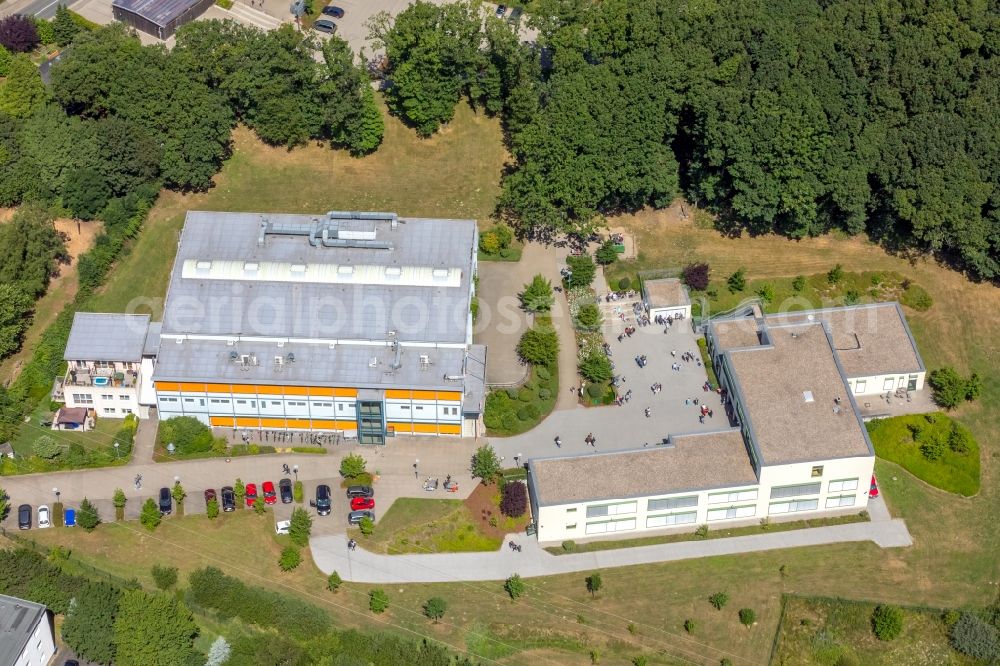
769;498;819;515
119;395;130;400
72;393;93;404
825;495;856;509
828;478;858;493
122;408;132;414
646;511;697;528
769;483;821;499
707;505;755;521
811;465;824;478
708;489;757;505
586;502;637;518
566;524;577;530
566;508;577;513
401;405;410;410
648;495;698;512
101;394;114;400
854;380;867;394
585;518;636;534
102;407;116;414
883;377;895;390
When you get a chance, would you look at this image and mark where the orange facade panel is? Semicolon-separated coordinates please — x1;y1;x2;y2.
310;419;335;428
255;385;284;395
437;391;462;401
283;386;309;395
259;417;286;428
384;389;411;399
387;422;413;434
286;418;311;429
309;387;336;397
411;390;438;401
230;384;256;394
412;423;439;434
155;382;180;392
205;383;232;393
334;388;358;397
209;416;235;427
438;424;462;435
235;417;261;428
180;382;206;392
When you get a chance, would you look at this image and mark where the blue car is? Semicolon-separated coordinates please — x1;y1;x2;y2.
64;508;76;527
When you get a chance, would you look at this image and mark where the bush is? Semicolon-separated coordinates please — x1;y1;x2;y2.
575;303;602;330
52;502;64;527
206;498;219;519
562;540;576;552
159;416;213;454
579;352;613;383
618;277;631;290
949;611;1000;661
33;435;62;459
517;325;559;366
566;254;596;287
792;275;806;291
471;444;502;484
151;564;178;590
288;507;312;547
739;608;756;627
113;488;126;521
520;274;555;313
901;283;934;311
871;604;904;640
77;497;100;531
279;546;302;571
516;404;540;421
369;588;389;613
586;382;604;399
0;45;11;77
756;283;775;304
929;367;980;409
827;263;845;284
340;453;367;478
682;263;710;290
293;480;304;502
948;425;972;454
535;365;551;380
505;574;525;600
0;15;40;52
500;481;528;517
538;388;551;400
684;619;695;633
479;230;500;254
517;387;536;402
423;597;447;622
326;571;342;592
709;592;728;610
359;516;374;535
595;239;618;265
139;498;161;531
727;268;746;293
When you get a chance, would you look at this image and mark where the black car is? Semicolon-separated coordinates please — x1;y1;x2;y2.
158;487;172;515
321;5;344;18
279;478;293;504
507;7;522;23
348;510;375;525
18;504;31;530
346;485;374;498
311;484;332;516
313;19;337;34
495;4;506;17
221;486;236;512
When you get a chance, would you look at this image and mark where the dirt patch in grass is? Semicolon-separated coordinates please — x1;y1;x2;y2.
463;482;528;541
352;496;503;554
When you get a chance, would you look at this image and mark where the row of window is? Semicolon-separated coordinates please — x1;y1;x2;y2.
101;407;133;415
72;393;133;403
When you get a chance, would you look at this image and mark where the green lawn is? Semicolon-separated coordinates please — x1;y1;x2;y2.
547;512;869;555
772;596;973;665
352;497;503;554
3;405;128;474
867;413;980;497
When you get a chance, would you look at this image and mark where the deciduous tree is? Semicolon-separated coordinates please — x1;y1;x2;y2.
113;589;198;666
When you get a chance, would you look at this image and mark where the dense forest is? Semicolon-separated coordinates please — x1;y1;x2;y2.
377;0;1000;280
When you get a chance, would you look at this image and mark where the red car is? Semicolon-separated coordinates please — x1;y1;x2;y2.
262;481;277;505
350;497;375;511
245;483;258;507
869;475;879;498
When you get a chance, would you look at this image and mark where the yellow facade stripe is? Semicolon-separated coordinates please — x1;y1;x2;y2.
283;386;309;395
230;384;255;394
437;391;462;401
255;385;283;395
335;420;356;430
384;389;411;399
205;383;231;393
180;382;206;392
334;388;358;397
155;382;180;392
209;416;234;427
387;422;413;433
309;387;335;397
411;390;437;400
438;424;461;435
235;417;261;428
286;418;311;428
412;422;439;434
310;419;335;428
259;417;285;428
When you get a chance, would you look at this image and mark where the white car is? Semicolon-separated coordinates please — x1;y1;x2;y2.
37;505;51;529
275;520;291;535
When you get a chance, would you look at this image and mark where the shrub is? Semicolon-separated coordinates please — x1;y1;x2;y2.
727;268;746;293
695;524;709;538
576;303;602;330
844;289;861;305
293;480;304;502
827;263;844;284
684;619;695;633
139;499;161;531
517;387;536;402
77;498;100;531
0;15;40;52
618;277;631;290
535;365;552;380
566;254;597;287
206;498;219;519
538;388;551;400
709;592;728;610
471;444;502;484
33;435;62;459
579;352;613;383
949;611;1000;661
279;546;302;571
562;540;576;552
340;453;367;478
942;609;961;626
289;507;312;547
516;404;540;421
631;657;647;666
500;481;528;517
520;274;555;313
929;367;980;409
739;608;756;627
682;263;710;290
479;230;500;254
151;564;178;590
517;325;559;366
505;574;525;599
756;283;775;304
423;596;447;622
52;502;63;527
369;588;389;613
791;275;806;291
871;604;904;640
359;516;374;535
585;572;602;598
159;416;213;454
0;44;11;76
947;425;972;454
113;488;126;521
326;571;342;592
901;283;933;311
586;382;604;399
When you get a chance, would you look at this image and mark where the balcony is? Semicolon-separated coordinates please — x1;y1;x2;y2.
63;367;139;389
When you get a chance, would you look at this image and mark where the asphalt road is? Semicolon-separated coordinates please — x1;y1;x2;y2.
0;0;63;19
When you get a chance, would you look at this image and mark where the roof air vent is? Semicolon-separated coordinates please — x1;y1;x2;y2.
803;391;814;403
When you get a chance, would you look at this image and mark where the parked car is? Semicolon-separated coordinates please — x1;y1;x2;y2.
313;19;337;34
507;7;522;23
311;484;332;516
18;504;31;530
350;497;375;511
348;510;375;525
221;486;236;512
159;487;172;514
65;660;80;666
321;5;344;17
204;488;217;507
245;483;258;507
37;505;50;529
64;508;76;527
262;481;277;505
275;520;291;535
869;475;879;498
346;485;373;498
279;478;293;504
495;3;506;17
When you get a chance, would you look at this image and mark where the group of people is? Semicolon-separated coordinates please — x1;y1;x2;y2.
635;354;649;368
605;289;637;302
585;433;597;447
615;389;633;406
650;382;663;394
698;404;715;424
616;326;637;342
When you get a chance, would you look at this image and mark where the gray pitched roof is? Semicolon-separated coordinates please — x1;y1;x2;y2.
0;594;49;666
64;313;151;362
112;0;201;27
161;212;477;344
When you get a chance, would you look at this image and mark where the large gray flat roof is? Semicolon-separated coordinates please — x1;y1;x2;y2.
161;212;476;344
726;322;872;465
528;430;757;506
153;337;482;396
112;0;201;27
0;594;48;666
64;313;151;362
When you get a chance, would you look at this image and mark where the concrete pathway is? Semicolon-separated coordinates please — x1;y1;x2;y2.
130;415;157;466
310;505;911;583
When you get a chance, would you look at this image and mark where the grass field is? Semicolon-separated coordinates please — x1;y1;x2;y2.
352;497;502;554
867;414;981;497
86;99;506;318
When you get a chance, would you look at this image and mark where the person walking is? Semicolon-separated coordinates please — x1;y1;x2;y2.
555;436;561;448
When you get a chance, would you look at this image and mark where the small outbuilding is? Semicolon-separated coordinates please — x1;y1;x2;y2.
111;0;215;39
642;278;691;321
53;407;93;432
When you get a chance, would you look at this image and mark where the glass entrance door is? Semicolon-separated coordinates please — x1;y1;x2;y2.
357;400;385;445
